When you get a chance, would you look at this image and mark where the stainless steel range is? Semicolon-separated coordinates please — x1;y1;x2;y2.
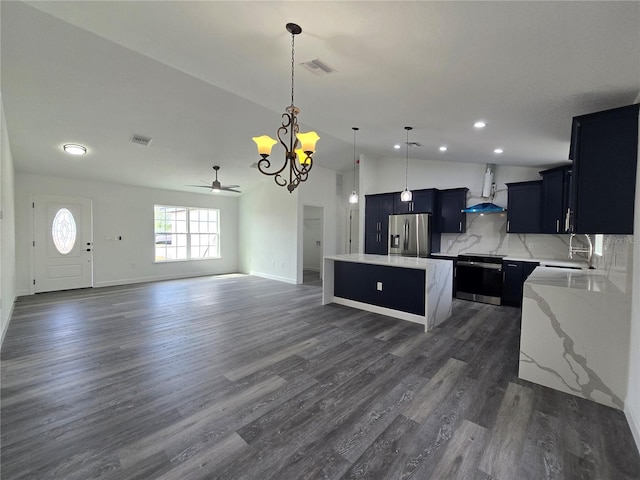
455;253;505;305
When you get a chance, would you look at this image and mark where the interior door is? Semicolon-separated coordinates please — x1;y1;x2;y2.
33;195;93;293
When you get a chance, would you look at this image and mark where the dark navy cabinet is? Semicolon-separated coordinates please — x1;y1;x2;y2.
364;193;394;255
569;103;638;234
501;260;539;307
506;181;543;234
334;261;426;315
438;188;468;233
540;166;572;234
393;188;438;215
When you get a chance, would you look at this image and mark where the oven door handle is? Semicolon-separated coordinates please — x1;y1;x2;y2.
457;260;502;270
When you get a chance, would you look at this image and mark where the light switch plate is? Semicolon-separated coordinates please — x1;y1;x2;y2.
376;282;383;291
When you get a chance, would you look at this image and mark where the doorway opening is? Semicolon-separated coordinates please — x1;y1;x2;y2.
302;205;323;285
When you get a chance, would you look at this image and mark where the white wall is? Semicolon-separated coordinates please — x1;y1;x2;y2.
15;173;239;295
1;98;17;345
238;179;298;283
626;118;640;452
361;154;541;198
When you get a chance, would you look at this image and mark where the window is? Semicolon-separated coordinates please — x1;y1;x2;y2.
52;208;77;254
154;205;220;262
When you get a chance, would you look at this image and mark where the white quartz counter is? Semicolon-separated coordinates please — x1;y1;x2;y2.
324;253;448;270
524;266;623;294
519;265;630;409
430;252;589;270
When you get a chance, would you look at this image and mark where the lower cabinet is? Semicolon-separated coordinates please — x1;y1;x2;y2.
501;260;539;307
334;261;426;315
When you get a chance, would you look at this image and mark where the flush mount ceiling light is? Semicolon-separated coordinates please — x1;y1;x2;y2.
474;121;487;129
400;126;413;202
252;23;319;193
494;148;504;154
63;144;87;155
439;145;448;152
348;127;359;204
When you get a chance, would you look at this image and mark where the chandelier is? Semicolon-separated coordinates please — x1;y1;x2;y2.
252;23;319;193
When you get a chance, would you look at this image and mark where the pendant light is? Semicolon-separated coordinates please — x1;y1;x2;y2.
348;127;359;204
400;126;413;202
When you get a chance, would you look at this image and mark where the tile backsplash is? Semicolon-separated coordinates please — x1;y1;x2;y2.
439;213;571;259
439;212;634;296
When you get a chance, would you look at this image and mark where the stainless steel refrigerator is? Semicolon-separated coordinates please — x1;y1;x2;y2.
388;213;431;257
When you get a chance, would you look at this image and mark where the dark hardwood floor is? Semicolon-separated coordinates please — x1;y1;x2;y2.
1;274;639;480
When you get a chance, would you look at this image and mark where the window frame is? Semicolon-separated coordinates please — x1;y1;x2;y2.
153;205;221;263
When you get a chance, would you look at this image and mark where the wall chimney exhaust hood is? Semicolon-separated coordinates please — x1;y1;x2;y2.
461;163;506;214
462;202;506;214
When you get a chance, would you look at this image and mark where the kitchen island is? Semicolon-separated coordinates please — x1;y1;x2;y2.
323;254;453;332
519;267;631;409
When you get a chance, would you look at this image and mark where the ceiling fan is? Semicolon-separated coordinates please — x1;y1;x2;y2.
188;166;241;193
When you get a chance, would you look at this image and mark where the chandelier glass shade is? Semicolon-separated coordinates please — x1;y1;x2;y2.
252;23;319;193
401;126;413;202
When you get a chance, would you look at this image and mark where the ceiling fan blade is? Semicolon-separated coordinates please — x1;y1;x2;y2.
222;187;241;193
186;184;214;189
221;184;240;189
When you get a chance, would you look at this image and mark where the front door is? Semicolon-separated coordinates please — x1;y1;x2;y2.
33;195;93;293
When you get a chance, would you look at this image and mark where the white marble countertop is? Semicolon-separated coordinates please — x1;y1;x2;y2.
324;253;448;270
524;266;623;294
430;252;589;269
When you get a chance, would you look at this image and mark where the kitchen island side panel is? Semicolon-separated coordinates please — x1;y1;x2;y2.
334;261;426;316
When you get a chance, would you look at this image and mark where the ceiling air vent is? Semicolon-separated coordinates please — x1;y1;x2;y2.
301;58;336;76
130;134;153;146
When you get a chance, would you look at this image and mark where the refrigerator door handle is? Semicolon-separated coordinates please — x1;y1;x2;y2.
403;219;410;251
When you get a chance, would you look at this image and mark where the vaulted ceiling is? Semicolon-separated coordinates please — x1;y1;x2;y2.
2;1;639;193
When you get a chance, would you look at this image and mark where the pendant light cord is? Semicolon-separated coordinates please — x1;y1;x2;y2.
405;127;410;189
290;32;296;107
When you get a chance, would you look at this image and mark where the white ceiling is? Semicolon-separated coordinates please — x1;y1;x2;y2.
2;1;639;194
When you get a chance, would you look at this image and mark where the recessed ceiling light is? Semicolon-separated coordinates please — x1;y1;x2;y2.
394;144;401;149
474;121;487;129
63;144;87;155
494;148;504;154
439;146;447;152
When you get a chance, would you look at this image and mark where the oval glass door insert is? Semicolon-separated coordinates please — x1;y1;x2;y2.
51;208;77;254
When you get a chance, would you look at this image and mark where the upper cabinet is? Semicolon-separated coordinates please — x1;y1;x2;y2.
438;188;468;233
569;104;639;234
364;193;394;255
506;181;542;233
392;188;438;215
540;166;572;234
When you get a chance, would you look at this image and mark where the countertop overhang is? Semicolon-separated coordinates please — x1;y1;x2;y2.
324;253;449;270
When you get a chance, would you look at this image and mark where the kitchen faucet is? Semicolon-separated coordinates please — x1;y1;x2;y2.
569;233;594;269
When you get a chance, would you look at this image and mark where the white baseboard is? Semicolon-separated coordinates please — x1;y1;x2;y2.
249;271;297;284
94;271;241;288
625;402;640;455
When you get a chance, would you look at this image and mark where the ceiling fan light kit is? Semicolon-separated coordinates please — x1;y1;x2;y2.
187;165;241;193
252;23;319;193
